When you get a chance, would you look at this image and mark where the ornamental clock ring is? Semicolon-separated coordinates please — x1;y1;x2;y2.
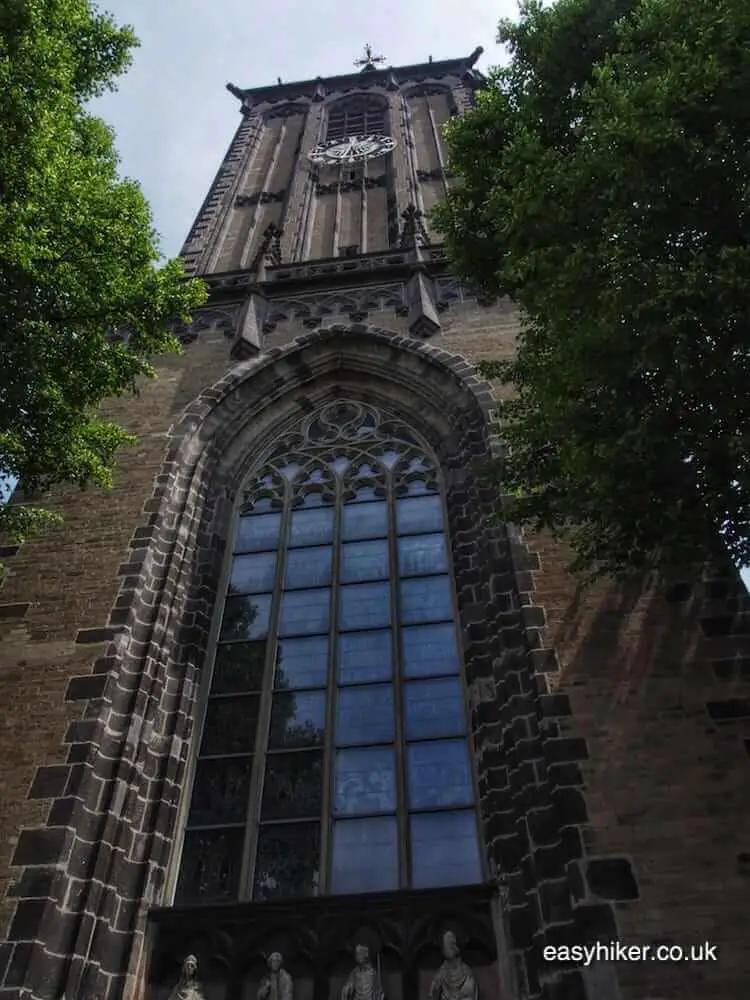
309;134;396;165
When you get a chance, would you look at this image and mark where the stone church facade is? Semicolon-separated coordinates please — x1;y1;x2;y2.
0;47;749;1000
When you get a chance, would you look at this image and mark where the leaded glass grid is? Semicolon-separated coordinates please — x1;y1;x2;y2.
175;400;483;905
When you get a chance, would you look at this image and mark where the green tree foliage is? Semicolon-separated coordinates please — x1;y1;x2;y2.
0;0;207;548
433;0;750;580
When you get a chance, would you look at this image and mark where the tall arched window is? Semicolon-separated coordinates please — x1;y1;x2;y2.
326;96;387;142
175;400;483;905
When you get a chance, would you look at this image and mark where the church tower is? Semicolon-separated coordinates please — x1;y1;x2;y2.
0;46;748;1000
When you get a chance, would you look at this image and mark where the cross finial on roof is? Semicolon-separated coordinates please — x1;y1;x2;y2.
354;44;386;71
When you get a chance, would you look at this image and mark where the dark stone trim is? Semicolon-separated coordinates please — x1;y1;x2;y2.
6;869;58;900
65;674;108;702
28;765;70;800
707;698;750;721
11;828;69;868
75;627;121;645
0;603;29;619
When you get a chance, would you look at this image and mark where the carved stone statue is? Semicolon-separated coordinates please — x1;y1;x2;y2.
428;932;478;1000
168;954;205;1000
258;951;294;1000
341;944;385;1000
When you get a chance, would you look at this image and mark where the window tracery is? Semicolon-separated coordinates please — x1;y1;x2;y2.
175;400;482;906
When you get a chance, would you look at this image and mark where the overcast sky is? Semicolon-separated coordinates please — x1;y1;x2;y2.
88;0;519;259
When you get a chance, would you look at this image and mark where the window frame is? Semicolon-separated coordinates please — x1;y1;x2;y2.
325;96;388;143
168;401;486;906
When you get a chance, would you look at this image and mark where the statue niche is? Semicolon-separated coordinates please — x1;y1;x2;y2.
168;955;206;1000
341;943;386;1000
428;931;478;1000
257;952;294;1000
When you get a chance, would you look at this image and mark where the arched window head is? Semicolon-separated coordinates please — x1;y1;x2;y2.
326;95;388;142
175;400;483;905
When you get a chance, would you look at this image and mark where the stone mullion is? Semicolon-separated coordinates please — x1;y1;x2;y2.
284;104;325;262
386;95;419;228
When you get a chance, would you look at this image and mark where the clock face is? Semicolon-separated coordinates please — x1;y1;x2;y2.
309;134;396;165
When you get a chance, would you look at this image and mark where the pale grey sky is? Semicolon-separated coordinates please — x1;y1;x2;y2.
88;1;518;259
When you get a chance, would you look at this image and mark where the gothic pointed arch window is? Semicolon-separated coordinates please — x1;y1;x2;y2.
174;400;483;905
325;95;388;142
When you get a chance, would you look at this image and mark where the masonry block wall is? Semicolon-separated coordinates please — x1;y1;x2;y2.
0;293;748;1000
1;47;749;1000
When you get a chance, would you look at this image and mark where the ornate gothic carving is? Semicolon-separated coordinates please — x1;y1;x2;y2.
265;103;309;121
265;251;410;283
148;885;498;1000
341;945;385;1000
399;204;431;250
262;284;406;332
435;277;466;312
315;174;387;196
240;399;439;513
236;190;287;207
251;223;283;271
429;932;478;1000
173;304;243;344
168;955;205;1000
257;952;294;1000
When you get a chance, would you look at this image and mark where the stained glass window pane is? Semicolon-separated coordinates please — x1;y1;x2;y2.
183;401;485;902
410;812;482;888
269;691;326;749
261;751;323;820
235;513;282;553
275;637;328;690
338;631;392;685
404;678;466;741
397;534;448;577
288;507;334;548
211;641;266;694
220;594;273;641
342;502;388;540
407;740;474;810
341;540;389;583
189;757;252;826
175;828;244;904
399;576;453;624
334;747;396;815
339;582;391;630
336;685;394;746
254;823;321;901
278;589;330;637
230;552;277;595
284;546;333;589
402;624;459;678
395;495;443;535
331;817;399;894
200;696;260;757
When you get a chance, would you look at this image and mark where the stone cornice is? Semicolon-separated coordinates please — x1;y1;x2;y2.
226;48;485;108
200;246;451;301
